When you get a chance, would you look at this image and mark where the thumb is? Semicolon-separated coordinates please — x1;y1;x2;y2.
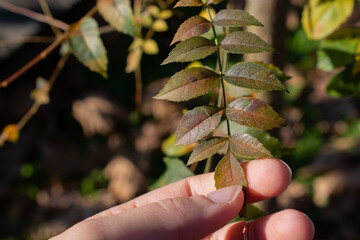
55;185;243;240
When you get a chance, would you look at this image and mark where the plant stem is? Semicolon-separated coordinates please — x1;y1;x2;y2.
38;0;62;36
206;5;231;137
204;156;213;173
0;1;69;31
0;36;55;47
135;66;143;108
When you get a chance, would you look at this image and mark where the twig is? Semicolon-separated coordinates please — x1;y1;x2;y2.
37;0;62;36
0;1;69;31
0;36;55;47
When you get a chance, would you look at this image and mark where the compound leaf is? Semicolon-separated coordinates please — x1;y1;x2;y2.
226;97;286;130
162;37;217;65
154;67;220;102
97;0;139;36
176;106;223;146
214;150;247;189
230;133;272;160
220;31;274;54
213;9;263;27
175;0;203;7
224;62;288;92
171;16;212;45
187;137;228;165
68;17;108;78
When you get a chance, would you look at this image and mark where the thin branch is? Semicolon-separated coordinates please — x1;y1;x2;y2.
0;36;55;47
38;0;62;36
0;33;67;88
0;1;69;31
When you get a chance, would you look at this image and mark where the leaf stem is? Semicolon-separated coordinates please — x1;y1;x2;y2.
206;4;231;137
0;1;69;31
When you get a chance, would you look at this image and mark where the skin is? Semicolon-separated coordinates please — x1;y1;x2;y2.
51;159;314;240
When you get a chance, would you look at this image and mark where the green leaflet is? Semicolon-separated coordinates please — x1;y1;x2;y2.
229;133;273;160
162;37;217;65
187;137;228;165
154;67;220;102
176;106;223;146
97;0;139;37
213;9;263;27
68;17;108;78
220;31;274;54
226;97;286;130
171;16;212;45
214;150;247;189
302;0;354;39
224;62;288;92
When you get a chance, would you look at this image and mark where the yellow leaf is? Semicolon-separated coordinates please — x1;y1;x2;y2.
142;39;159;55
126;47;143;73
186;61;203;68
158;10;173;20
2;124;19;143
152;19;168;32
162;133;197;157
140;15;153;28
199;7;216;21
146;5;160;18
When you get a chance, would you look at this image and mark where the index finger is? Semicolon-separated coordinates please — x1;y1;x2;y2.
90;158;291;219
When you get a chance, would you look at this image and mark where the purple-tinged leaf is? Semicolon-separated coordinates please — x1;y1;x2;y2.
214;150;247;189
220;31;274;54
154;67;220;102
176;106;223;146
171;16;212;45
213;9;263;27
224;62;288;92
187;137;228;165
175;0;203;7
162;37;217;65
226;97;286;130
230;133;273;160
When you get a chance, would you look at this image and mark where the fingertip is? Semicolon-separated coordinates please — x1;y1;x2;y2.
244;159;292;203
261;209;314;240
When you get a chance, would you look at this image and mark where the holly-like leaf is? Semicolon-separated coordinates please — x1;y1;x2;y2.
162;133;197;157
162;37;217;65
220;31;274;54
187;137;228;165
97;0;139;36
226;97;286;130
229;133;272;160
224;62;288;92
68;17;108;78
213;9;263;27
214;150;247;189
171;16;212;45
175;0;203;7
154;67;220;102
302;0;354;40
176;106;223;146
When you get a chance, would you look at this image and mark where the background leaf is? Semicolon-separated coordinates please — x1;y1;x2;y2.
220;31;274;54
162;133;197;157
226;97;286;130
171;16;212;45
149;157;194;190
230;133;273;160
175;0;203;8
213;9;263;27
214;150;247;189
327;65;360;97
301;0;354;39
68;17;108;78
154;67;220;102
224;62;287;92
162;37;217;65
176;106;223;146
187;137;228;165
97;0;139;37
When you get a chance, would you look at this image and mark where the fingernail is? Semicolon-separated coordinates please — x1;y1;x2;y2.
206;185;242;203
280;160;292;183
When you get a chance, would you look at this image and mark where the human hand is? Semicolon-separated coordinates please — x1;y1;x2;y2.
51;159;314;240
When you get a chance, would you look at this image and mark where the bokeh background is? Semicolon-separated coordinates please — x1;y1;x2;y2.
1;0;360;239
